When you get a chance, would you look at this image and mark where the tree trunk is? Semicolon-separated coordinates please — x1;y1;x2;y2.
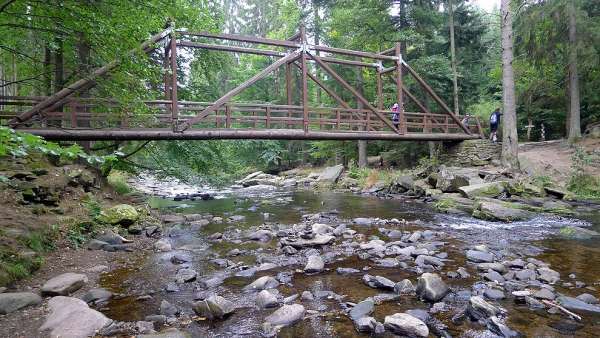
356;64;367;168
500;0;519;169
567;0;581;141
448;0;459;115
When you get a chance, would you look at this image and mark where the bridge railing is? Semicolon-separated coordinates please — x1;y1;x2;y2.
0;95;483;136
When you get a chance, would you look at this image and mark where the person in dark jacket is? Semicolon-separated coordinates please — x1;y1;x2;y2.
489;108;502;142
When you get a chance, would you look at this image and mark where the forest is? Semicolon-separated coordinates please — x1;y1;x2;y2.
0;0;599;182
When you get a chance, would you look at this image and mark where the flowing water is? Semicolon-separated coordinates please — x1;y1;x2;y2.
99;183;600;337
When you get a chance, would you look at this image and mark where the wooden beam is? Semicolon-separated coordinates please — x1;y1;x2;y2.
395;43;405;133
300;26;309;133
178;41;285;57
170;31;179;131
311;45;397;61
308;52;399;133
384;72;431;115
10;27;172;127
177;30;298;48
179;51;300;131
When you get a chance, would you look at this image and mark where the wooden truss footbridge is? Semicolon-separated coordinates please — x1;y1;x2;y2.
1;25;484;141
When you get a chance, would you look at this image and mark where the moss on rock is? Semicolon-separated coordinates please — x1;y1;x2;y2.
99;204;139;226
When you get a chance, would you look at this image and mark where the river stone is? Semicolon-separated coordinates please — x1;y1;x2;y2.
193;295;235;319
537;267;560;284
416;273;449;302
515;269;537;281
99;204;139;226
487;316;520;338
558;226;600;240
363;275;395;290
353;217;373;226
354;316;377;332
86;239;110;251
304;255;325;274
436;169;469;193
39;296;111;338
384;313;429;337
337;267;360;275
95;230;129;245
484;288;506;300
466;250;494;263
256;290;279;309
467;296;499;320
532;288;555;300
0;292;42;314
349;299;374;320
484;270;505;283
154;239;172;252
394;279;416;294
248;229;273;242
557;296;600;313
264;304;305;326
244;276;279;291
458;181;507;199
139;328;190;338
81;288;113;304
477;263;508;274
42;273;88;296
175;268;197;283
506;258;526;269
317;165;344;183
280;234;335;248
160;300;179;316
376;258;401;268
415;255;444;267
576;293;599;304
474;201;532;222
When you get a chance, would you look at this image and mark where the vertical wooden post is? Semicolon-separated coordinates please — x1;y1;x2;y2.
336;109;340;130
266;106;271;128
300;26;309;133
395;43;404;134
286;62;292;128
225;105;231;128
376;66;383;111
170;30;179;131
69;101;77;128
215;109;220;128
164;40;171;101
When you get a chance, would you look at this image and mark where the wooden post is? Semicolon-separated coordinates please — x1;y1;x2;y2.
266;106;271;128
69;101;77;128
286;62;292;128
300;26;309;133
376;65;383;111
395;43;404;134
170;31;179;131
225;105;231;128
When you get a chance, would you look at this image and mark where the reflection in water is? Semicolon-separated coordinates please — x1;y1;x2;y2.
100;187;600;337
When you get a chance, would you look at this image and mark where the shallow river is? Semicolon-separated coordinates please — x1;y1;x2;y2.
100;185;600;337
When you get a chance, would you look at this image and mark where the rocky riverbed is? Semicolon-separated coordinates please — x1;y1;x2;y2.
1;168;599;337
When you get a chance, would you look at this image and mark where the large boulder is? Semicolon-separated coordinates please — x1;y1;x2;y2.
349;299;374;321
436;169;470;193
458;181;507;199
466;250;494;263
473;201;532;222
280;234;335;248
244;276;279;292
99;204;139;226
256;290;279;309
192;295;235;319
317;165;344;183
39;296;112;338
0;292;42;314
41;273;88;296
384;313;429;337
304;255;325;274
416;273;449;302
264;304;305;327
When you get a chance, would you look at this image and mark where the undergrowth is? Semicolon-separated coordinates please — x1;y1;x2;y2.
107;170;132;194
568;147;600;200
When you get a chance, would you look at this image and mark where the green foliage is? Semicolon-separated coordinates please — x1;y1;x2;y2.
532;175;553;188
107;170;132;195
567;147;600;200
18;225;59;253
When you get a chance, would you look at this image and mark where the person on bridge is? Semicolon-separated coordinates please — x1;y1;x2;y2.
391;103;400;130
489;108;503;142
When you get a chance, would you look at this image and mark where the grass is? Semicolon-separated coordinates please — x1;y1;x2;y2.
433;198;458;211
568;173;600;201
107;170;132;195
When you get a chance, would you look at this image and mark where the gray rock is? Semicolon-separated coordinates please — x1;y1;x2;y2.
474;201;532;222
301;291;314;302
467;296;499;320
39;296;112;338
557;296;600;314
576;293;599;304
95;230;127;245
337;267;361;275
354;316;376;332
376;258;401;268
487;316;520;338
506;258;526;269
558;226;600;240
248;229;273;242
537;267;560;284
41;273;88;296
408;231;422;243
86;239;110;251
154;239;172;252
244;276;279;291
256;290;279;309
317;165;344;183
466;250;494;263
415;255;444;267
145;315;167;325
416;273;450;302
0;292;42;314
477;263;508;274
515;269;536;281
280;234;335;248
533;288;555;300
264;304;305;327
436;169;470;193
458;181;507;199
384;313;429;337
170;253;191;264
160;300;179;316
394;279;416;294
174;268;197;283
193;295;235;319
363;274;395;290
349;299;374;320
138;328;190;338
283;294;299;304
353;218;373;226
81;288;113;304
304;255;324;274
484;289;506;300
484;270;505;283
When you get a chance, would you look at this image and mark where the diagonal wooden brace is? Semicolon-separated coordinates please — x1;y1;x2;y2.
307;52;400;134
179;51;300;131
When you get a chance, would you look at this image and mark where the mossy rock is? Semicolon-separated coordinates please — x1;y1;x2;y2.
506;181;545;198
558;226;600;240
458;181;507;199
99;204;139;227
